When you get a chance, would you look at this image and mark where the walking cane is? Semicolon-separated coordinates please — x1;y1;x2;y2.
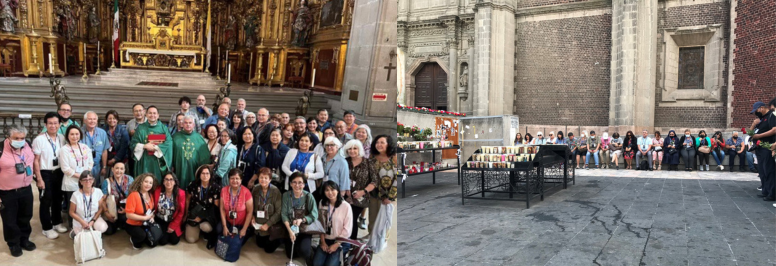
287;232;300;266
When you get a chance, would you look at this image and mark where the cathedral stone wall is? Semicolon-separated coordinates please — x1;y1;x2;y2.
654;1;730;128
515;0;591;9
731;0;776;129
513;14;612;126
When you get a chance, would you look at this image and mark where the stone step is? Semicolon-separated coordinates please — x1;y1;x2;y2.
0;82;331;123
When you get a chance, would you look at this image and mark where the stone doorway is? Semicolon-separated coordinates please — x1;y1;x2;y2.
414;63;448;110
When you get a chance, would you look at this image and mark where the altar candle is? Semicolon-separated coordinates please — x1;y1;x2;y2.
97;41;100;52
311;68;316;88
48;54;53;74
227;63;231;83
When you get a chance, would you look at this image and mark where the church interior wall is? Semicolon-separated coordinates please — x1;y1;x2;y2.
653;1;730;128
513;13;612;126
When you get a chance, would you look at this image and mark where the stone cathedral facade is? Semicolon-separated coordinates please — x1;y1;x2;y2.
398;0;774;131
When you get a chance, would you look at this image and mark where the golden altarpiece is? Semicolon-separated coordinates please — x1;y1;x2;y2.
0;0;354;92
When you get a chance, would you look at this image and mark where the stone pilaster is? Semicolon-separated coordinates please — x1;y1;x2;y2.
609;0;657;130
473;1;515;116
441;16;458;112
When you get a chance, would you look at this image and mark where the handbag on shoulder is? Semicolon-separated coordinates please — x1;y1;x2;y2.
105;179;118;219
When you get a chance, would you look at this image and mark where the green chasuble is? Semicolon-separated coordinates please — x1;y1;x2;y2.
131;122;174;181
171;130;210;188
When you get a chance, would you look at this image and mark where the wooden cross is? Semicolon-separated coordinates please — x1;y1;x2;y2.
384;50;397;81
383;62;396;81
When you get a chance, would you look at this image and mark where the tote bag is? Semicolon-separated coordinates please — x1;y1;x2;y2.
74;228;105;264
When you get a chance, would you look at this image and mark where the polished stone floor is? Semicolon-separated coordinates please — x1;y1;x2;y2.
0;188;396;266
399;169;776;265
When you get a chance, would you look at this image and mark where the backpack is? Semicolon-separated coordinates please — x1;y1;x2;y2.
337;238;373;266
639;160;649;171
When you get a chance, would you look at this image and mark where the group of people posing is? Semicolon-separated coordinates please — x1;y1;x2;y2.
0;95;397;266
514;129;753;172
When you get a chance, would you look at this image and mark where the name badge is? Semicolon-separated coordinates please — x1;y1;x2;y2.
232;226;238;234
108;146;113;152
351;181;356;188
120;199;126;204
146;209;153;216
256;210;266;219
75;166;84;174
253;223;262;230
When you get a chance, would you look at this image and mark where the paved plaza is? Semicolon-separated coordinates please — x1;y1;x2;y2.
399;169;776;265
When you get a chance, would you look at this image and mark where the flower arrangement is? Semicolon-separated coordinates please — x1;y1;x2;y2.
397;122;405;135
397;104;467;117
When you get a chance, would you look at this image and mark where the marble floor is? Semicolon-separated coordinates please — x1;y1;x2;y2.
0;188;397;266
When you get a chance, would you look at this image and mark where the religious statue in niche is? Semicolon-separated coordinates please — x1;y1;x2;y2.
290;0;312;47
224;15;237;50
88;6;100;43
319;0;342;28
56;1;77;40
459;65;468;88
243;14;259;48
0;0;18;33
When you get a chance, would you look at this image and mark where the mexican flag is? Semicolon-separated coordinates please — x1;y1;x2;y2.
112;0;119;64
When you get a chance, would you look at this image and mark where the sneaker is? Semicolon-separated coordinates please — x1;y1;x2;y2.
358;217;367;229
719;165;724;171
69;231;75;239
758;186;763;191
42;230;59;240
772;203;775;208
53;224;68;233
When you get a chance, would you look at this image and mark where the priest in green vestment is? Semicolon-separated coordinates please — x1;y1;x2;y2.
171;115;210;188
131;106;174;181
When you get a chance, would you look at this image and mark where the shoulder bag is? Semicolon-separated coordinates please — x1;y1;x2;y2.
140;194;163;247
698;138;711;153
74;228;105;264
105;179;118;219
337;237;373;266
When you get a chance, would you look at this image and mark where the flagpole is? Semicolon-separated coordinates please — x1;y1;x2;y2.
205;0;212;73
110;0;118;68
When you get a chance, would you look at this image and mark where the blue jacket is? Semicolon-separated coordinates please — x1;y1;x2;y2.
100;124;130;162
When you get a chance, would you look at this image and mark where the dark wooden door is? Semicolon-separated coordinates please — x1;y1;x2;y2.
414;63;448;110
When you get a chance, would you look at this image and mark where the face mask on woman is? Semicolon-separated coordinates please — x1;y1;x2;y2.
685;134;691;138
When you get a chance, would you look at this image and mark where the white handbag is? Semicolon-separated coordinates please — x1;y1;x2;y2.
105;179;118;219
367;203;394;254
74;228;105;264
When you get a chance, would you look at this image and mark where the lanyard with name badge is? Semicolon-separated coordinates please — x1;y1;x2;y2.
256;185;271;219
83;193;93;221
327;203;335;234
229;187;240;233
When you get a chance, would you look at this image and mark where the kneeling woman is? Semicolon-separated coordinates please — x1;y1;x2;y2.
153;173;186;245
101;162;133;235
69;172;108;238
218;169;254;246
282;172;319;266
125;173;158;249
185;165;222;249
251;167;283;253
313;181;353;266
